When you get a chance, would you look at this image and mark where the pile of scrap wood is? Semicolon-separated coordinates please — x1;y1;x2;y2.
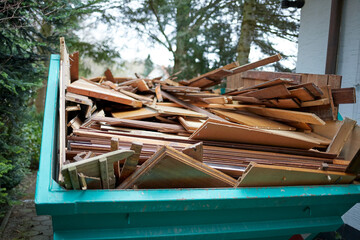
58;38;360;190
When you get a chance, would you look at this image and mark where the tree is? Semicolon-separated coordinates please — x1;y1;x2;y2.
117;0;299;78
0;0;119;205
143;54;154;77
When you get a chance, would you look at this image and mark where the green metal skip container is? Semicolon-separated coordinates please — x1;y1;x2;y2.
35;54;360;240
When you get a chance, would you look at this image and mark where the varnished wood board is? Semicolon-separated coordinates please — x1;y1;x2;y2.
326;118;357;155
118;146;236;189
242;84;291;99
190;119;320;149
211;109;295;130
236;162;355;187
245;106;326;125
67;79;142;107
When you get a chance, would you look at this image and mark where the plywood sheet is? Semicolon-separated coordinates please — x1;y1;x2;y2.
236;162;355;187
112;107;158;120
118;146;237;189
190;119;321;149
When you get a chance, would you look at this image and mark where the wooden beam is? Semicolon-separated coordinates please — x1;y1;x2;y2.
230;54;282;75
118;142;143;183
99;157;109;189
182;142;203;162
69;51;79;82
326;118;357;155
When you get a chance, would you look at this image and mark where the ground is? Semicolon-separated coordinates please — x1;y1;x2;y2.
0;172;53;240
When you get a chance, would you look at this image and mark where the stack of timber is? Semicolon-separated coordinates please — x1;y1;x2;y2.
58;38;359;190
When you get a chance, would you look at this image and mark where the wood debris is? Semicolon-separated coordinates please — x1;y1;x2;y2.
58;39;359;190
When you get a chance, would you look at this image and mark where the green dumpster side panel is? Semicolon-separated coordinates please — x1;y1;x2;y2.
35;54;360;240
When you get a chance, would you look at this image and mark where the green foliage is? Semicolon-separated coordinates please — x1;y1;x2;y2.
143;54;154;77
0;0;119;205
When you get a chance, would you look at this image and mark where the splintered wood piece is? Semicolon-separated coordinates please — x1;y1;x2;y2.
236;162;355;187
131;79;149;92
119;142;143;182
104;68;115;82
111;138;121;180
230;54;282;75
190;119;320;149
242;84;291;99
182;142;203;162
78;173;87;190
118;146;237;189
112;107;158;120
301;98;330;107
67;79;142;107
61;150;134;189
187;62;238;85
289;87;315;102
152;105;207;118
326;118;357;155
245;106;326;125
231;95;263;104
268;98;301;109
67;116;82;130
66;104;81;112
160;90;225;121
155;85;163;102
69;51;79;82
346;148;360;174
68;166;80;190
332;88;356;104
211;109;295;130
99;157;109;189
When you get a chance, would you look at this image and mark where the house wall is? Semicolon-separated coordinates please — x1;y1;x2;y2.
296;0;360;231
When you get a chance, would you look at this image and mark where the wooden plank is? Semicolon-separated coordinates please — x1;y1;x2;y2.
301;98;330;107
302;74;328;87
188;78;214;88
238;71;302;83
190;119;321;149
187;62;239;84
66;104;81;112
155;85;163;102
118;146;237;189
182;142;203;162
111;138;121;181
326;118;357;155
151;105;207;118
202;96;229;104
178;117;205;133
78;173;87;190
99;157;109;189
230;54;282;75
67;79;142;107
346;148;360;174
231;95;263;104
92;116;187;133
112;107;158;120
226;78;294;95
236;162;355;187
119;142;143;183
242;84;291;99
118;89;153;103
67;116;82;130
287;83;323;97
332;88;356;104
211;109;295;130
289;88;315;102
268;99;301;109
160;90;226;121
68;166;80;190
131;79;149;92
69;51;79;82
245;106;325;125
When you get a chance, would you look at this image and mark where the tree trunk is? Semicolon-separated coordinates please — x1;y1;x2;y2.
237;0;257;65
173;0;191;74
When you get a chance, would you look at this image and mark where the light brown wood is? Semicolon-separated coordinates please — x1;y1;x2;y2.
332;88;356;104
245;106;326;125
289;87;315;102
118;89;153;103
151;105;207;118
301;98;330;107
104;68;115;82
111;138;121;180
118;146;237;189
230;54;282;75
67;116;82;130
326;118;357;155
131;79;149;92
190;119;321;149
178;117;205;133
236;162;355;187
155;84;163;102
202;96;229;104
268;99;301;109
112;107;158;120
69;51;79;82
242;84;291;99
182;142;203;162
67;79;142;107
231;95;263;104
211;109;295;130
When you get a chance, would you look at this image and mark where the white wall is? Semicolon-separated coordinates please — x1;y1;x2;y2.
296;0;332;74
336;0;360;122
